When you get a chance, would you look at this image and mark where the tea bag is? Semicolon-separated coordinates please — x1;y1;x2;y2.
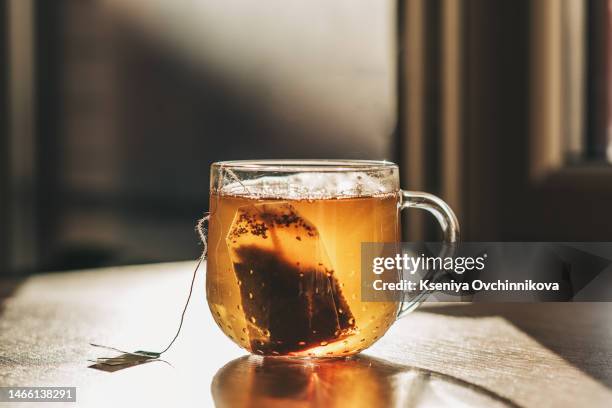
227;202;355;354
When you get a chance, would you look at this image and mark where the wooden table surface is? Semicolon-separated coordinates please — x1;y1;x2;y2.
0;262;610;407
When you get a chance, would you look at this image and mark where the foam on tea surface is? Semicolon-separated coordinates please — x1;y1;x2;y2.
227;202;355;354
217;171;398;200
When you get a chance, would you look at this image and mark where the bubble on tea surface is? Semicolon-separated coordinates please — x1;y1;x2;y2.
226;202;355;354
219;171;398;200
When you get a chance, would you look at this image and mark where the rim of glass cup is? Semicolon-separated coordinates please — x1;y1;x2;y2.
211;159;398;173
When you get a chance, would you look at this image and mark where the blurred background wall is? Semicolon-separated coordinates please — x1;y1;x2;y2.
2;0;397;273
1;0;611;275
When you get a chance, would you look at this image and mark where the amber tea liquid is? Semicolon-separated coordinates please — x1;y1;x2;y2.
207;192;400;357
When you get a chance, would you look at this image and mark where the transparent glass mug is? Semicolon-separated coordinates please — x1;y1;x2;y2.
205;160;459;357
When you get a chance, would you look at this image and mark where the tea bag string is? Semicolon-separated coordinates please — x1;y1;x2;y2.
91;213;209;364
219;165;266;215
157;254;203;355
92;166;253;365
155;165;250;355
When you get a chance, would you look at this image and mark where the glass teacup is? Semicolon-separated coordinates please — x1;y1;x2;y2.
204;160;459;357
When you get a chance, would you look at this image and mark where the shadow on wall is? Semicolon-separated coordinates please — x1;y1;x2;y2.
41;0;397;270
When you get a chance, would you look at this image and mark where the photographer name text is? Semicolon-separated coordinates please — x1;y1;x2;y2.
372;279;560;292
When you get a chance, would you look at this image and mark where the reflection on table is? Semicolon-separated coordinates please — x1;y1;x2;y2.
212;354;515;408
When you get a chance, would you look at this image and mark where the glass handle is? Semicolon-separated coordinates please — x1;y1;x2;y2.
397;190;460;317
